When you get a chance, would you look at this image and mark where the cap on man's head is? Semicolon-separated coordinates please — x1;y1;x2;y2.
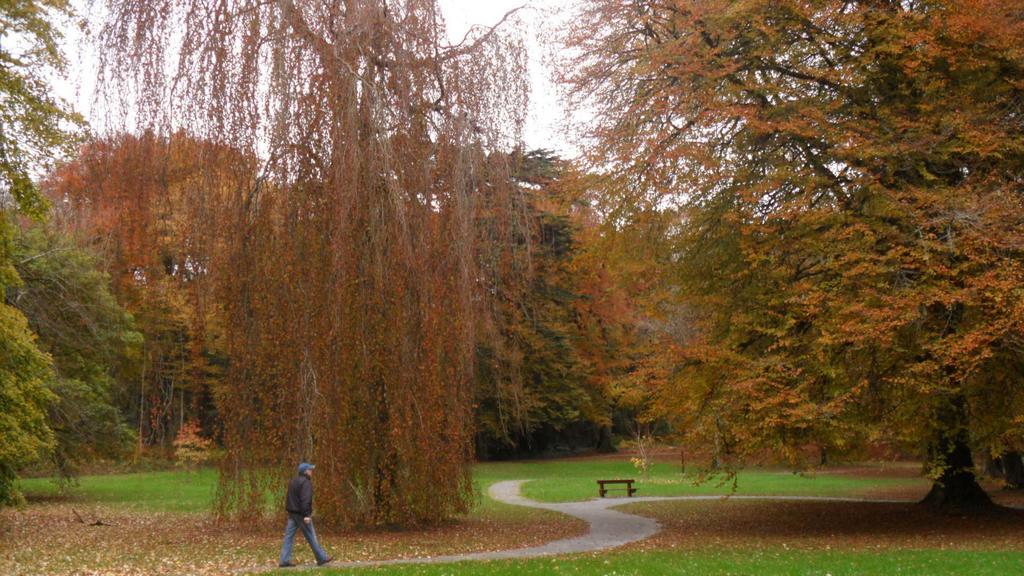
298;462;316;475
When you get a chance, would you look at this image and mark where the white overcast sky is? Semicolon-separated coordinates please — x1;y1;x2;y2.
438;0;579;156
56;0;581;158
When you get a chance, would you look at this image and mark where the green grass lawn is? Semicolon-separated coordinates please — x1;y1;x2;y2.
292;550;1024;576
16;459;927;515
474;459;927;502
17;467;220;513
17;459;926;514
13;459;1021;576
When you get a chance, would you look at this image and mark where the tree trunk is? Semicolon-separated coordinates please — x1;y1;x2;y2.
921;436;991;508
921;397;991;508
984;454;1004;479
596;424;616;453
710;421;722;471
1003;452;1024;489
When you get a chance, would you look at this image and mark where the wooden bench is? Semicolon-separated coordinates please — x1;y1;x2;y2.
597;478;637;498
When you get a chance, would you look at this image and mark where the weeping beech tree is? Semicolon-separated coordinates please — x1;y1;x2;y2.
98;0;527;526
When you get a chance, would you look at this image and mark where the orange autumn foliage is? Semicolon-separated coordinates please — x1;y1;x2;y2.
45;132;245;448
96;0;528;526
564;0;1024;505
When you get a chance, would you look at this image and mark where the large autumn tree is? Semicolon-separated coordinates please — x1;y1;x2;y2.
0;0;82;505
565;0;1024;506
46;132;244;449
97;0;528;526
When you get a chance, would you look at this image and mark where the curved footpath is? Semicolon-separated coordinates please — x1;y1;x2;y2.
252;480;913;573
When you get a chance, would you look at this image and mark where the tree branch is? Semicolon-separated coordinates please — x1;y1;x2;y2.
18;247;73;266
442;5;526;60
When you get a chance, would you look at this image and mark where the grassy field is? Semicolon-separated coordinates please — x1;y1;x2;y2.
17;468;220;513
473;459;927;502
301;550;1024;576
5;463;585;576
7;457;1023;576
15;458;927;513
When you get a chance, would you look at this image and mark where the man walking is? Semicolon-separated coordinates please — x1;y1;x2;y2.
279;462;332;567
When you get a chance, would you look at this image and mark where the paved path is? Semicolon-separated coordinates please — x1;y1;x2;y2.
251;480;914;573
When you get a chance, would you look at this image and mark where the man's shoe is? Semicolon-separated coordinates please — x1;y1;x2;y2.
278;562;297;568
317;557;334;566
